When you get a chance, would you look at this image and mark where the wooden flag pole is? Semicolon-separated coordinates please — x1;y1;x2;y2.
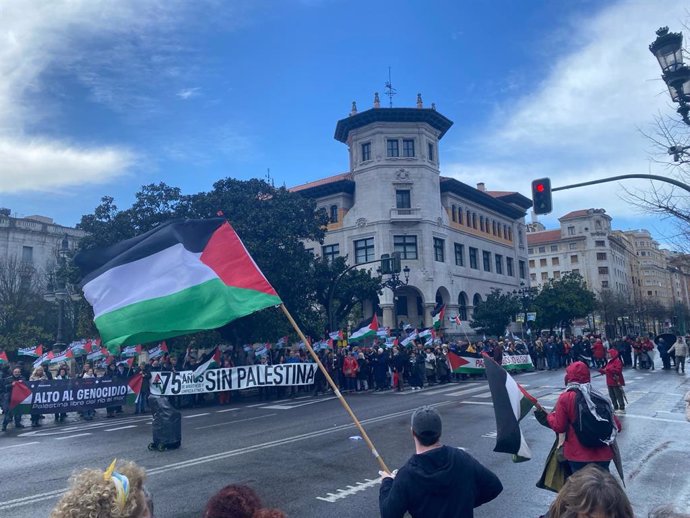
279;304;390;473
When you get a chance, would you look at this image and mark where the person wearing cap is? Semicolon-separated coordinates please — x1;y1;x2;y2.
379;405;503;518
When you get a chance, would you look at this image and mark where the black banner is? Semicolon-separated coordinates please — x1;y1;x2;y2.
16;376;139;414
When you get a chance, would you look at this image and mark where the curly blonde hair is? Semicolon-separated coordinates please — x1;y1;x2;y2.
50;461;147;518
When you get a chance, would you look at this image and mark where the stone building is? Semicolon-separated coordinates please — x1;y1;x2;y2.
292;96;532;332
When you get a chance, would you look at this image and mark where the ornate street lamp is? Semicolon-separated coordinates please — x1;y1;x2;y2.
650;27;690;125
44;234;80;349
379;264;411;291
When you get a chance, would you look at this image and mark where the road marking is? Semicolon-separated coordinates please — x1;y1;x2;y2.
626;413;690;424
316;477;382;503
472;391;492;399
518;372;539;376
262;397;337;410
17;415;153;437
444;386;494;397
195;414;277;430
461;401;493;406
105;425;138;432
183;413;210;419
216;408;240;413
246;403;266;407
481;431;497;438
55;433;91;440
0;441;40;450
0;402;455;511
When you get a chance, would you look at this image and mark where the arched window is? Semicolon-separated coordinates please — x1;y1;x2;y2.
480;216;485;232
458;292;468;320
458;207;463;224
473;293;482;307
330;205;338;223
452;205;457;222
472;213;477;229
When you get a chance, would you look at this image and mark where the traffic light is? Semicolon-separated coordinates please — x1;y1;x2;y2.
531;178;553;215
391;252;402;274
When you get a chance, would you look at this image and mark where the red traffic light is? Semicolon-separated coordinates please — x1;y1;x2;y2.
531;178;552;215
536;183;545;193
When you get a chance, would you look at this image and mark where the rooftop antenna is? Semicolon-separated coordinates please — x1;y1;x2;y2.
384;67;396;108
265;168;274;187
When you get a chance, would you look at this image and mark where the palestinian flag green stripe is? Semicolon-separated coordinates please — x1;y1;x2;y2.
95;279;280;347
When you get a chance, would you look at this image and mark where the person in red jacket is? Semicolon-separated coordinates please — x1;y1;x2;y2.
535;361;621;474
592;339;606;368
600;349;626;414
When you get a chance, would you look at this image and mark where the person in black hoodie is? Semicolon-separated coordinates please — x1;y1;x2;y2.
379;405;503;518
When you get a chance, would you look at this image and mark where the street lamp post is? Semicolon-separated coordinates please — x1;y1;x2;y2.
512;283;535;340
44;235;80;350
650;27;690;126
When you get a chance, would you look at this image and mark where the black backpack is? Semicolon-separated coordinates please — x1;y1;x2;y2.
572;389;615;447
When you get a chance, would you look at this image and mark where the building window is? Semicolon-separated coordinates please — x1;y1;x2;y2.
598;267;609;275
597;252;607;261
396;295;408;316
354;238;374;264
538;246;546;253
541;272;549;281
492;221;497;235
528;248;534;254
571;255;579;264
386;139;399;157
451;205;457;222
361;142;371;162
329;204;338;223
482;251;491;272
540;258;547;267
428;142;435;162
553;271;561;279
458;207;463;224
396;189;411;209
569;243;577;250
469;247;479;269
394;235;418;260
519;260;526;279
552;257;559;266
466;210;471;226
21;246;33;264
322;244;340;263
530;273;537;282
433;238;445;262
550;245;558;251
567;226;575;236
602;281;609;288
595;240;606;247
402;139;415;157
508;227;513;241
529;259;535;268
454;243;465;266
572;268;580;274
480;216;485;232
495;254;503;274
506;257;514;276
472;213;477;229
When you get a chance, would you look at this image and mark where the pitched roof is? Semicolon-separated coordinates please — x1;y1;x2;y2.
526;230;562;246
439;177;527;219
559;209;590;220
485;190;533;210
290;173;352;192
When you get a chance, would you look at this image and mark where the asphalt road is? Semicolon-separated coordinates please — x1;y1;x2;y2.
1;364;689;517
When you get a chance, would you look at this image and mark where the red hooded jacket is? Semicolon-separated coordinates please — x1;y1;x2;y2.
592;340;606;360
599;349;625;387
546;361;621;462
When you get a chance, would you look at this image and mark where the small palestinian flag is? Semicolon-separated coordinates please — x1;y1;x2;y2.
9;380;33;412
75;218;281;347
401;332;417;347
87;347;109;361
33;352;54;369
117;357;134;368
329;330;344;341
483;353;538;462
432;305;446;330
418;328;433;339
349;314;379;342
147;342;168;359
50;349;74;364
454;315;462;326
68;341;89;357
18;344;43;358
193;346;221;378
122;344;142;358
0;351;8;364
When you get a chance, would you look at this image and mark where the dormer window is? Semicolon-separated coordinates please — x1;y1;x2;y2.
361;142;371;162
330;205;338;223
387;139;399;157
402;139;415;157
428;142;435;162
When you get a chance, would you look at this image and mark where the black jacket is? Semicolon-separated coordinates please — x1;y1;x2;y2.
379;445;502;518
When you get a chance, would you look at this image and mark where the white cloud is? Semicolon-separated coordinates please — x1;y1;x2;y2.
176;87;202;100
0;1;204;193
445;0;688;231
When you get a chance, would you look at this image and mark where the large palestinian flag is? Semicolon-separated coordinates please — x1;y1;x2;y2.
349;314;379;342
484;353;538;462
75;218;282;347
432;305;445;329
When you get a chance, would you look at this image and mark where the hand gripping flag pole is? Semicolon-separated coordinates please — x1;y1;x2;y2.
280;303;390;473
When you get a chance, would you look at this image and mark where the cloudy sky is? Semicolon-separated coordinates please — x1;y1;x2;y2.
0;0;686;246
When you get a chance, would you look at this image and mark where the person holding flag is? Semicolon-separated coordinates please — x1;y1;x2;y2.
2;367;26;431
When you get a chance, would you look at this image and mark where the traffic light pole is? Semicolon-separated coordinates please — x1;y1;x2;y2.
552;174;690;194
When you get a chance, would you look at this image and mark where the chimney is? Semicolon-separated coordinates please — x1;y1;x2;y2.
374;92;380;108
416;93;423;108
476;182;486;192
350;101;358;116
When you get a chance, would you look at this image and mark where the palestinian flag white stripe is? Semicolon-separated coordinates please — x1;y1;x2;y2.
84;244;216;318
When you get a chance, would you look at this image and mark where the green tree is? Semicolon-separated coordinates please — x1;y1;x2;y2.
470;289;520;337
533;273;596;332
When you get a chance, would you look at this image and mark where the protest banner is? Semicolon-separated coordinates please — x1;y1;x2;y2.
11;374;142;414
449;354;534;374
149;363;318;396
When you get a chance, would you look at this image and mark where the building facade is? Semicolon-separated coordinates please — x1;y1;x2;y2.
293;97;532;331
0;210;86;284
